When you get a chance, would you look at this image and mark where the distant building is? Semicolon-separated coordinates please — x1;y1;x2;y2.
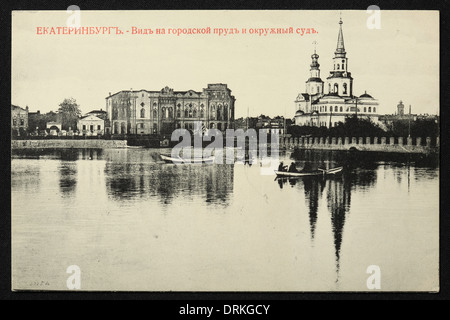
256;116;287;134
11;105;28;136
105;84;236;135
294;18;380;128
77;115;105;136
379;101;416;128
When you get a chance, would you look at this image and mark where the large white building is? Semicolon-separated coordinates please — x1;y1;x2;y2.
294;18;380;128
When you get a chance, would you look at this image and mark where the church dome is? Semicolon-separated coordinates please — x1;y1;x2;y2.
359;91;374;99
295;110;305;116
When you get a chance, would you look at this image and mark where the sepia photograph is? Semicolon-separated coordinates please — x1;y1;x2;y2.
11;9;439;292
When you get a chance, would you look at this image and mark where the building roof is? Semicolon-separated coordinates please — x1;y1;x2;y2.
359;92;374;99
87;109;107;114
11;104;27;111
79;115;104;121
306;77;324;83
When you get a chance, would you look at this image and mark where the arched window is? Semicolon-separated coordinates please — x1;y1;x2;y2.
153;109;157;119
335;106;338;112
200;107;205;118
168;107;173;119
193;108;197;118
339;107;343;112
343;83;348;95
211;105;216;120
342;64;345;70
189;107;193;118
328;83;332;93
223;105;228;120
140;108;145;118
373;107;377;113
161;107;166;119
369;107;372;112
184;107;188;118
324;106;327;112
112;107;118;120
364;107;367;113
217;105;222;120
337;64;340;70
334;83;339;94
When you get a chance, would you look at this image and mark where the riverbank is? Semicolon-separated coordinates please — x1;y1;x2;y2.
11;139;128;149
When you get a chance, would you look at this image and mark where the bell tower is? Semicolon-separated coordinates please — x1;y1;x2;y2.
305;41;324;97
326;17;353;97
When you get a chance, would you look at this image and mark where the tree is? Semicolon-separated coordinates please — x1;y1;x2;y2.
58;98;81;131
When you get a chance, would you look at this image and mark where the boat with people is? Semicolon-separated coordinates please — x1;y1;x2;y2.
160;154;215;164
274;166;344;177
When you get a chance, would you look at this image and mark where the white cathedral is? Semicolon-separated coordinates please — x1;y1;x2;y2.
294;18;380;128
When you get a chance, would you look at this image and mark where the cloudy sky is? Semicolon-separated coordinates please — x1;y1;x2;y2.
12;10;439;118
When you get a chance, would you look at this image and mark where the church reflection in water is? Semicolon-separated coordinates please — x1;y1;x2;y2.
277;150;378;282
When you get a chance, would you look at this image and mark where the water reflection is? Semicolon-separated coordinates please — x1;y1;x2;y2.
58;163;77;196
104;162;234;206
277;149;383;283
326;175;351;283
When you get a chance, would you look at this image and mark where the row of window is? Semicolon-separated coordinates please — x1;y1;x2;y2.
328;83;348;95
133;122;230;131
82;125;102;131
311;105;377;113
12;119;25;126
306;121;341;127
135;107;230;120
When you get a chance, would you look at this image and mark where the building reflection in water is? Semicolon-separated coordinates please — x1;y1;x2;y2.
104;162;234;207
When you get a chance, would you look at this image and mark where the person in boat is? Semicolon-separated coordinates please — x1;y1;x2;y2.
278;161;288;172
288;162;298;173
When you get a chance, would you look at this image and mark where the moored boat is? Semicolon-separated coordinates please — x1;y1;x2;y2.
160;154;215;164
274;166;343;177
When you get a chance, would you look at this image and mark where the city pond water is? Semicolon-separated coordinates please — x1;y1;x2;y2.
11;148;439;291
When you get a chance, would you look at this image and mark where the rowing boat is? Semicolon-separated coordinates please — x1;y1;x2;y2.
274;166;343;177
160;154;215;164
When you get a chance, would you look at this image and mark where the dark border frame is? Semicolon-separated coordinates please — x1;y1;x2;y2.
1;0;448;302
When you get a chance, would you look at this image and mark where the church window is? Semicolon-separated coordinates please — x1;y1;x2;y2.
140;108;145;118
374;107;377;113
364;107;367;113
343;83;348;94
340;107;343;112
335;106;338;112
369;107;372;112
334;84;339;93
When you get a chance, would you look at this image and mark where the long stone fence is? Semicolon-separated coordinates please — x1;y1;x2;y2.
11;139;128;149
280;136;439;154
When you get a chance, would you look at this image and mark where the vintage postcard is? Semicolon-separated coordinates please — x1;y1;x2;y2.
11;9;439;292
